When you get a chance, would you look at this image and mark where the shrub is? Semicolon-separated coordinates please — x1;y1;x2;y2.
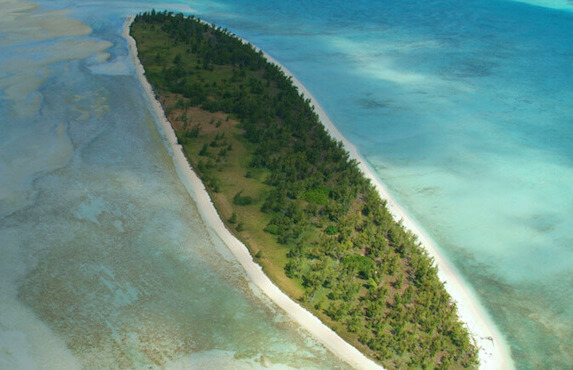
228;212;237;224
325;225;338;235
233;190;254;205
263;224;279;235
303;185;330;205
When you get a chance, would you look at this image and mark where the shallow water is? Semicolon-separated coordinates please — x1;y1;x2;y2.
203;1;573;368
1;0;572;368
0;1;345;368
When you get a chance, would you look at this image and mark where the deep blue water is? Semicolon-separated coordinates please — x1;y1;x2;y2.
1;0;572;368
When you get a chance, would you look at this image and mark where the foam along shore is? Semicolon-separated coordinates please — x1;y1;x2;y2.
258;46;515;370
124;17;381;370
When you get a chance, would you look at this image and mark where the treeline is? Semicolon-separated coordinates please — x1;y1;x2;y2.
131;11;479;368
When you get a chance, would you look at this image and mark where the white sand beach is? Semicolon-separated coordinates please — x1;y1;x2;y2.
259;49;514;370
125;17;380;370
125;16;513;369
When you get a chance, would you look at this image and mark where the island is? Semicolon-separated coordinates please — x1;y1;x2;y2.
129;10;479;369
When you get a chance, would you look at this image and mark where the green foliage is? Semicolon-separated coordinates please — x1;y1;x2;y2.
131;12;480;369
199;143;208;156
233;190;254;206
303;185;330;205
263;224;279;235
325;225;338;235
342;253;375;280
228;211;237;224
185;123;201;138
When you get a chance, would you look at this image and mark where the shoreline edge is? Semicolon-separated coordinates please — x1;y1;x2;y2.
258;41;514;370
125;16;380;370
124;14;513;369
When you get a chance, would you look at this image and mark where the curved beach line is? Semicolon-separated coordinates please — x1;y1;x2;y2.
124;17;380;370
258;48;514;370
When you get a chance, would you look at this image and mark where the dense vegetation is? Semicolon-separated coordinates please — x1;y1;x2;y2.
131;11;479;368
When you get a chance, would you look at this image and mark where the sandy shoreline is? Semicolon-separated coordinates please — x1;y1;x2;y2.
125;17;380;369
258;47;514;370
125;15;513;369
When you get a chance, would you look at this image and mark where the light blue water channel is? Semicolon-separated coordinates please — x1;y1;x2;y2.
1;0;572;368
